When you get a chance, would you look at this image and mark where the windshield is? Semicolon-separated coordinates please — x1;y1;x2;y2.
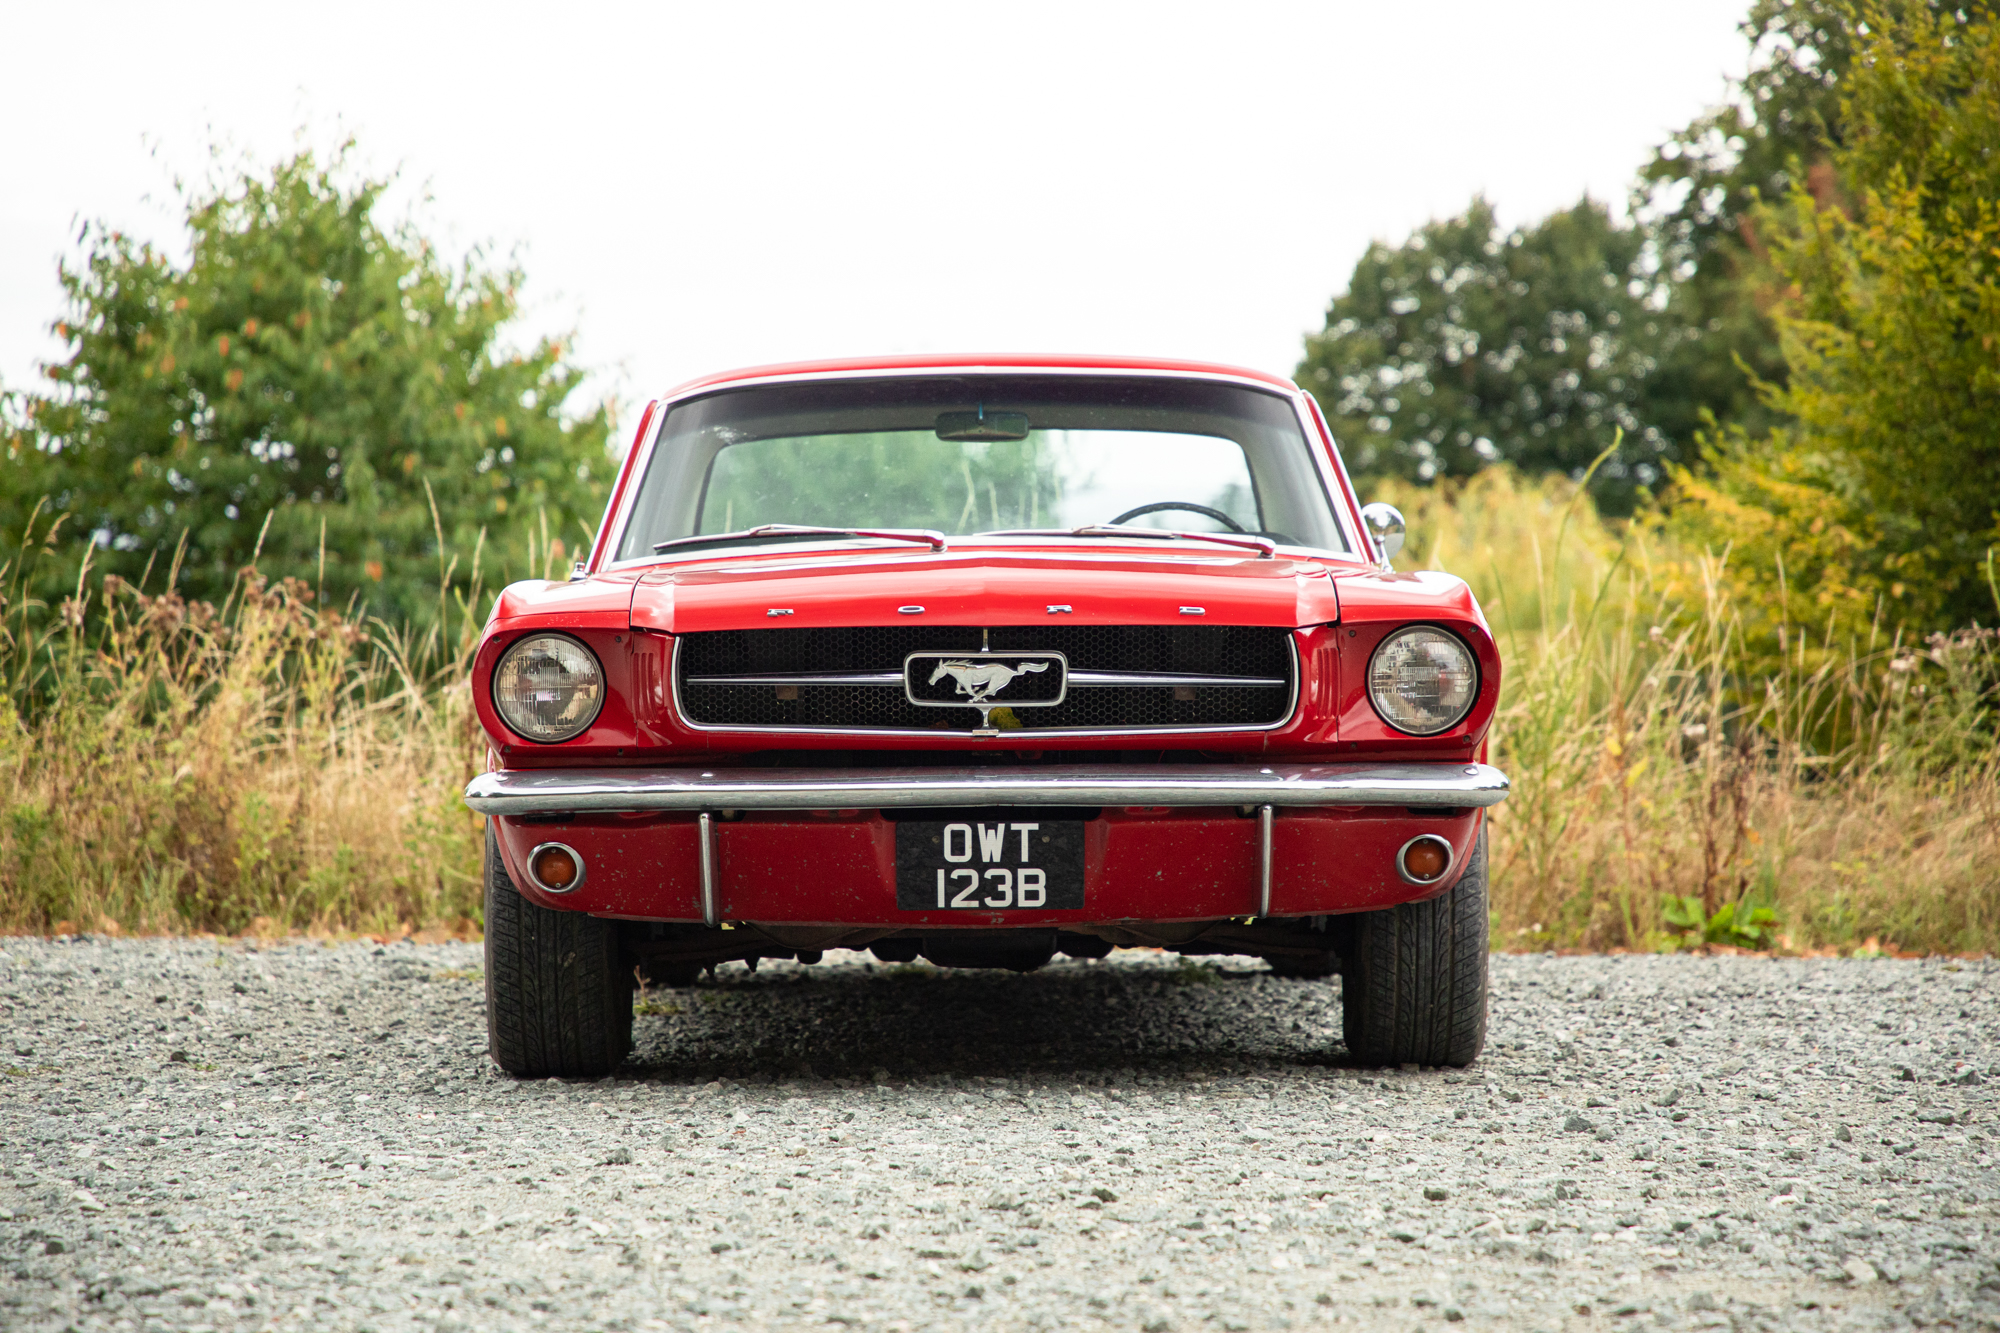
614;374;1349;560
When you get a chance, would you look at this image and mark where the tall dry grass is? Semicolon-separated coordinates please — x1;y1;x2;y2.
0;504;555;936
1375;468;2000;955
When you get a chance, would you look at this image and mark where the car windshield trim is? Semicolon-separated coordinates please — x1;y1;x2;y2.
608;370;1362;567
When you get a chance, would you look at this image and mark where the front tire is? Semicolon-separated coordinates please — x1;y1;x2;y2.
484;826;633;1077
1339;827;1489;1068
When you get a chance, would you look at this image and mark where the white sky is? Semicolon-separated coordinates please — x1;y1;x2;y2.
0;1;1751;444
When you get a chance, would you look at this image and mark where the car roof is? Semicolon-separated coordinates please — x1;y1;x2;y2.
661;353;1300;400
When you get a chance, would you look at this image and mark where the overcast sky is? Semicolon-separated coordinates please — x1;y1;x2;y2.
0;1;1751;439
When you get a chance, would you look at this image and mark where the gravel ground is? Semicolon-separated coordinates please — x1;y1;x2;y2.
2;938;1996;1333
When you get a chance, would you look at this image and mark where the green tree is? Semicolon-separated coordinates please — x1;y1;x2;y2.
1636;0;1860;447
1297;197;1677;513
0;143;610;619
1668;2;2000;632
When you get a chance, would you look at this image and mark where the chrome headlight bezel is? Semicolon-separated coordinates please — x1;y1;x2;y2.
1365;625;1479;736
492;632;606;744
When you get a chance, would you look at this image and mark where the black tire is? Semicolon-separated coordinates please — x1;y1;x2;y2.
1340;827;1489;1068
1267;950;1340;979
484;826;633;1077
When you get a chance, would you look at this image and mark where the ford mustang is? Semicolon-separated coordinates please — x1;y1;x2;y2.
463;355;1507;1076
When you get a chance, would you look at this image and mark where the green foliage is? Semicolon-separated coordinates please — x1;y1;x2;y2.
1663;894;1780;949
0;141;610;621
1296;198;1679;514
0;502;486;936
1306;1;2000;639
1298;2;1993;535
1386;466;1999;956
1669;2;2000;633
698;432;1065;534
1640;0;1857;260
1635;0;1861;445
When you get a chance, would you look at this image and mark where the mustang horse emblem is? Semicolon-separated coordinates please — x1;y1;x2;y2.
928;659;1048;704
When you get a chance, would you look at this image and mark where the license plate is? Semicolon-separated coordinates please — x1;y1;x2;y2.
894;820;1085;910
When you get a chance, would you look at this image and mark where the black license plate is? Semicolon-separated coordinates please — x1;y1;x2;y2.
894;819;1085;910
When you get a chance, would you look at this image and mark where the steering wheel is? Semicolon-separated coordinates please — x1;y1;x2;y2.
1108;501;1248;532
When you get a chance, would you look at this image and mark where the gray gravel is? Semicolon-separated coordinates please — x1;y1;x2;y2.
2;939;1997;1332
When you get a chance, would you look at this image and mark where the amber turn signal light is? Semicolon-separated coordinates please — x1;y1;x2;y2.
527;842;585;894
1396;834;1453;886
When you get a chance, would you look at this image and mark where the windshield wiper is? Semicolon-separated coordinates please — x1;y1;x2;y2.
979;524;1275;559
654;524;947;554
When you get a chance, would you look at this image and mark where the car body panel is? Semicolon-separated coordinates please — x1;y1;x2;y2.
1325;570;1500;762
656;352;1302;406
490;807;1483;925
630;549;1341;634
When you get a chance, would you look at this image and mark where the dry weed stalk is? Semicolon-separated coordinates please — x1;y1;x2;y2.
0;509;489;936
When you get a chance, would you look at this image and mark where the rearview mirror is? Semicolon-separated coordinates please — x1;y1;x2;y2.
1360;502;1406;564
936;409;1030;442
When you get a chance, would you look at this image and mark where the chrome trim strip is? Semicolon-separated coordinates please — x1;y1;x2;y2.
1257;805;1273;918
1394;832;1457;887
1068;670;1287;689
688;670;907;687
669;635;1301;738
597;398;670;572
682;669;1288;690
698;813;719;927
465;761;1510;815
1291;389;1369;562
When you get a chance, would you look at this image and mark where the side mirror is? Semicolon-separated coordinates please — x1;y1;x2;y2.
1360;502;1406;564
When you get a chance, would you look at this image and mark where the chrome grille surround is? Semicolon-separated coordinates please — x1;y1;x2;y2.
673;625;1299;736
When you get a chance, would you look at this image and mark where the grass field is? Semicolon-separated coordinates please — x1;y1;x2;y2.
1382;469;1999;956
0;511;491;939
2;478;1994;953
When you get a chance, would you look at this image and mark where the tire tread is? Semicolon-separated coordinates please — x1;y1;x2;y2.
1341;828;1489;1067
484;827;632;1077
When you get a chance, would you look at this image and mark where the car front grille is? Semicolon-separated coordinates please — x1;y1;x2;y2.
676;625;1296;732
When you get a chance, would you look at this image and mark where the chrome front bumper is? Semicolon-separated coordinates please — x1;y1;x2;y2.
463;762;1510;817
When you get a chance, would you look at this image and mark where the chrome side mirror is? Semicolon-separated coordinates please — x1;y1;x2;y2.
1360;502;1406;564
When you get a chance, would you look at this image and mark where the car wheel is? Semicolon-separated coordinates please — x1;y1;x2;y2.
1266;951;1339;979
1339;826;1489;1068
484;825;634;1077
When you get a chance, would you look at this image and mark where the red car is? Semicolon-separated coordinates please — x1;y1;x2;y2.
464;355;1506;1076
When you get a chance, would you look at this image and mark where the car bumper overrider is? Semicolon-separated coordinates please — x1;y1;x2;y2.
468;762;1508;929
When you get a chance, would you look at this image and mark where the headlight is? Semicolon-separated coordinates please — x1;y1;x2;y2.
1367;626;1478;735
493;634;605;743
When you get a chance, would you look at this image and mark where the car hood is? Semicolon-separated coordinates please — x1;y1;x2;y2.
627;547;1346;633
